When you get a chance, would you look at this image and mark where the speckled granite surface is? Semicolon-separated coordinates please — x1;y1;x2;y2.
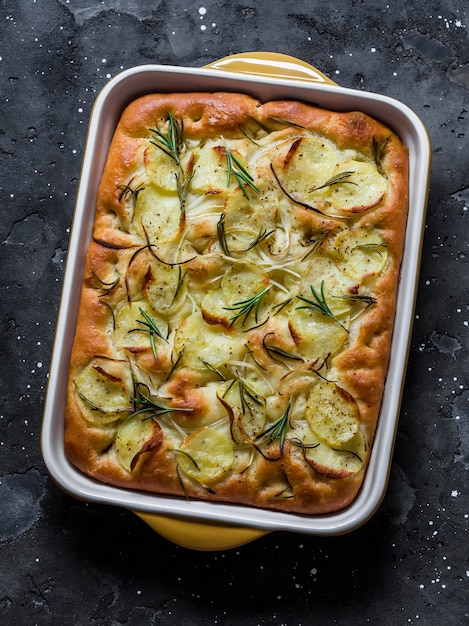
1;1;468;624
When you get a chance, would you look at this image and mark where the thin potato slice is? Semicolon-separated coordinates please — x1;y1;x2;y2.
222;186;277;247
291;422;366;478
190;141;230;195
305;381;360;446
200;289;230;327
75;362;131;424
115;415;163;472
280;136;338;200
221;263;268;304
177;427;234;483
329;160;387;213
288;308;348;358
144;144;180;192
133;186;181;243
114;301;168;355
330;229;388;281
142;259;186;312
174;311;244;370
223;379;266;441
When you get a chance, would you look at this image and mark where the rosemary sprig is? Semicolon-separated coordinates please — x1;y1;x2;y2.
176;170;193;224
372;135;390;177
224;285;272;327
129;307;166;358
296;281;349;332
129;382;192;420
166;349;184;381
224;141;260;199
117;180;145;202
171;266;186;304
149;113;183;165
217;212;231;256
237;373;264;415
270;164;346;220
262;332;305;365
338;294;377;308
256;394;293;453
267;116;306;129
351;242;385;256
301;232;329;261
312;170;357;191
200;359;227;381
241;227;275;252
272;298;292;316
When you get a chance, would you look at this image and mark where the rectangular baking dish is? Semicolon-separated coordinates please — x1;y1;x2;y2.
41;54;430;548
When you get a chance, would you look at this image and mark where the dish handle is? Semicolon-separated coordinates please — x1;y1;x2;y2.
204;51;338;85
134;511;269;551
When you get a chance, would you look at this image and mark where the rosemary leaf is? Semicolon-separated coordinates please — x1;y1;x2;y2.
128;382;192;420
296;281;349;332
372;135;390;177
217;212;231;256
176;170;194;224
270;164;346;219
312;170;357;191
224;141;260;199
262;332;305;365
149;113;183;165
351;242;385;256
256;394;293;453
128;308;167;359
200;359;227;381
224;285;272;327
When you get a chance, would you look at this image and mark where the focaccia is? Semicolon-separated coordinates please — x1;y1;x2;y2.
64;92;408;514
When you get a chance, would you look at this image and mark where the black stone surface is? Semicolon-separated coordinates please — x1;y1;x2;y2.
1;1;468;624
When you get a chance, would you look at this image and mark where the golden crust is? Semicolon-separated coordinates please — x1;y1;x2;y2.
65;92;409;515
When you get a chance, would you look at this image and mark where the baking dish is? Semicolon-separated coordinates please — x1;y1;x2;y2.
41;53;430;550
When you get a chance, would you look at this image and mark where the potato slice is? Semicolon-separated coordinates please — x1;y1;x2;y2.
223;378;266;441
174;311;244;370
222;187;276;250
115;415;163;472
280;136;338;200
288;308;348;358
301;256;357;317
328;160;387;213
200;289;231;327
305;381;360;446
330;229;388;281
222;263;268;301
114;301;168;355
220;263;271;328
190;141;230;195
133;186;181;244
142;259;186;312
144;144;180;192
177;427;234;483
291;422;366;478
74;361;131;424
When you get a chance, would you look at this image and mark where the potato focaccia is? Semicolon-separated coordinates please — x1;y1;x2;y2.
65;92;409;515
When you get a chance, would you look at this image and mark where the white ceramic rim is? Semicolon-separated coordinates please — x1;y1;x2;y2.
41;62;430;536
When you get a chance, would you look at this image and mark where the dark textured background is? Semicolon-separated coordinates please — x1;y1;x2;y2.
1;1;468;624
